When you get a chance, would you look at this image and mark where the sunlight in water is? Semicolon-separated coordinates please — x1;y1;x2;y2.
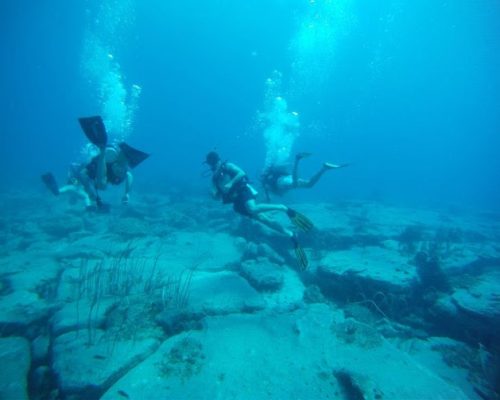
81;0;140;142
289;0;356;100
259;70;301;168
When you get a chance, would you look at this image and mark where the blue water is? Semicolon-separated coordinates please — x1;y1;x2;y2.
1;0;500;210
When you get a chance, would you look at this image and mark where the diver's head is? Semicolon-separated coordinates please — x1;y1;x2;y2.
204;151;221;171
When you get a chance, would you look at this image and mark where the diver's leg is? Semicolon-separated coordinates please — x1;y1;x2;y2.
245;199;288;214
300;165;329;188
75;187;92;206
253;212;308;269
292;156;301;186
78;171;98;203
247;199;310;268
252;212;294;237
58;185;74;195
122;171;133;204
294;178;312;189
245;199;313;231
59;185;92;206
298;162;348;188
292;152;311;187
95;148;107;189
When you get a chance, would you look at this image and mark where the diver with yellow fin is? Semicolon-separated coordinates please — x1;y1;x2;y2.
205;150;313;270
41;116;149;212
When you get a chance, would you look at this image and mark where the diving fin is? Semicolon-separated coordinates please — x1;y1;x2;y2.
287;208;314;232
292;234;308;270
119;142;150;168
324;162;349;169
78;116;108;148
41;172;59;196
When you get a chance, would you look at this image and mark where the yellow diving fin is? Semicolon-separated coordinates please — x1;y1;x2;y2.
287;208;314;232
292;234;308;270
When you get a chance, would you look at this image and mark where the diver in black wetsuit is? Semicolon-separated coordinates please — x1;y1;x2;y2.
204;150;313;270
77;116;149;209
41;116;149;211
81;144;134;207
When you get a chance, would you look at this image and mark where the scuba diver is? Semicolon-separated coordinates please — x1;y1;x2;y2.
41;116;149;212
261;152;348;201
205;150;313;270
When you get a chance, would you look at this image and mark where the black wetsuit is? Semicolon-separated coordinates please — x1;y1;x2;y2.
213;162;256;216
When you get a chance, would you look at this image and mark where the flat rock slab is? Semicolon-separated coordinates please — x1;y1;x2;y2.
0;290;56;330
298;202;444;235
0;337;31;400
165;231;242;272
240;259;284;292
0;256;61;330
452;271;500;322
119;231;242;275
52;329;160;397
393;336;485;400
260;268;305;311
188;271;265;315
317;246;416;298
51;298;117;337
103;311;341;400
102;304;468;400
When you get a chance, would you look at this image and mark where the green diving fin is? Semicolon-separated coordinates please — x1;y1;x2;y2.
287;208;314;232
292;235;308;270
41;172;59;196
78;116;108;148
119;142;150;168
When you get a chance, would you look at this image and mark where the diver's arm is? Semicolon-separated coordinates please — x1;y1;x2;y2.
210;178;222;199
211;182;222;199
79;169;98;201
223;163;246;191
122;171;133;204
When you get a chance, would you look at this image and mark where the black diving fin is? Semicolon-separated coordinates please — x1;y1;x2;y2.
78;116;108;148
287;208;314;232
119;142;150;168
41;172;60;196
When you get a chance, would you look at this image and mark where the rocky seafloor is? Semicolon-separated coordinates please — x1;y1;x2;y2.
0;189;499;400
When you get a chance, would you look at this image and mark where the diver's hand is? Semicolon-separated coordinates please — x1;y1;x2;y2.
122;194;129;205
